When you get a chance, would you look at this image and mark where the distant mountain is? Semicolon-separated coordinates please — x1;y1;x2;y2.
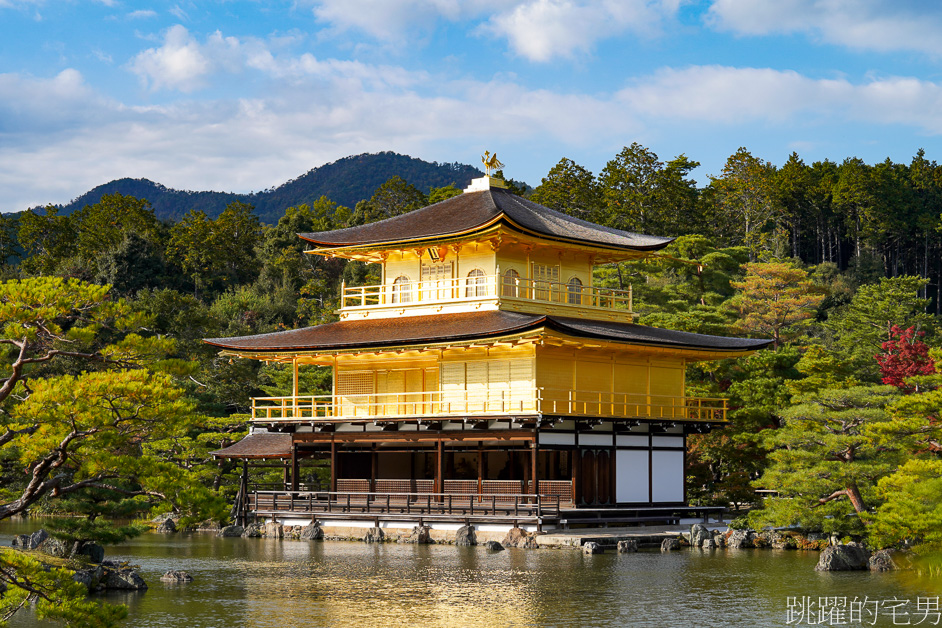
58;152;485;224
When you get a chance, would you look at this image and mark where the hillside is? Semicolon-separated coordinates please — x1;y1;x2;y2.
59;152;484;224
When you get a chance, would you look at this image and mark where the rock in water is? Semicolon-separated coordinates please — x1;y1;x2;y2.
219;525;244;537
583;542;604;555
27;529;48;550
689;524;711;548
660;538;681;552
483;540;504;551
102;567;148;590
502;527;537;548
815;543;871;571
712;534;727;549
10;534;29;548
264;522;284;538
300;522;323;541
363;527;385;543
402;525;431;544
77;541;105;563
38;537;68;558
242;523;265;538
617;540;638;553
727;530;756;549
455;525;477;546
869;549;906;572
72;565;104;590
160;570;193;583
155;518;177;534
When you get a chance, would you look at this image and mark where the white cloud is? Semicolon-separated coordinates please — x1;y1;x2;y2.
306;0;679;61
618;65;942;132
483;0;677;61
707;0;942;56
127;25;241;92
310;0;478;40
127;9;157;20
6;56;942;213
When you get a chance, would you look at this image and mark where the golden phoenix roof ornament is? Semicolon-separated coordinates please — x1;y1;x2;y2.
481;151;504;176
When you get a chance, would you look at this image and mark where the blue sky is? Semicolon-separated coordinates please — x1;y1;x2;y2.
3;0;942;213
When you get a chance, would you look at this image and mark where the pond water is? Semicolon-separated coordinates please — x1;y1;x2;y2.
2;518;939;627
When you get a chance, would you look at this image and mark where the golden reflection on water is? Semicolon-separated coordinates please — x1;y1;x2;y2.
235;543;553;627
1;518;940;628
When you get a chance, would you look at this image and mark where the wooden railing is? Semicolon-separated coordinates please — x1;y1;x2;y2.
340;274;632;313
250;389;727;423
247;489;561;522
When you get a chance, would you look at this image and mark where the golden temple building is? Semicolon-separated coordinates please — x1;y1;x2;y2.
210;171;769;532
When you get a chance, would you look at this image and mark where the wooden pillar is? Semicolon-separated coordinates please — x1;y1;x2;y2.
330;438;337;492
436;439;444;500
573;449;582;505
522;447;530;495
371;444;378;492
531;437;539;497
477;444;483;499
290;443;299;492
239;459;249;527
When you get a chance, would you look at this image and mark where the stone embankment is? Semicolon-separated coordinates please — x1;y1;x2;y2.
9;528;148;591
198;518;915;573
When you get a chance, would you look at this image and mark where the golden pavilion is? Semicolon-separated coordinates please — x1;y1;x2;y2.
210;171;769;532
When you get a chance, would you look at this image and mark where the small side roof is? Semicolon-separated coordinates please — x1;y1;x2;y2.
211;432;292;459
204;310;772;354
299;187;673;252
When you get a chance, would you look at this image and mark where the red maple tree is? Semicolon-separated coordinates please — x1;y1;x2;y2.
875;325;936;391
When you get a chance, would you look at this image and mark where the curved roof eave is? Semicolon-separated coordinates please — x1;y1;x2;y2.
298;188;674;253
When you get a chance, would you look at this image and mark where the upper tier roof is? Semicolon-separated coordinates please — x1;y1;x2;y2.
298;186;674;252
205;310;771;355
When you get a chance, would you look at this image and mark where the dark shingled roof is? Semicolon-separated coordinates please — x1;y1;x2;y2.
211;432;292;459
205;310;771;353
299;187;673;251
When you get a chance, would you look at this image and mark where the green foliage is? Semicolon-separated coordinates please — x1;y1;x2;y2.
728;261;825;348
750;385;907;534
167;202;262;296
16;206;73;276
869;458;942;551
708;147;779;255
529;158;602;220
597;143;700;236
352;176;427;225
0;548;127;627
46;518;146;546
824;275;934;381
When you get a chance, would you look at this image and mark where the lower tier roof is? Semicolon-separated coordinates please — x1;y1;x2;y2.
205;310;771;355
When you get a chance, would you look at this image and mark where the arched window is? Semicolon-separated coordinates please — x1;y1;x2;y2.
391;275;412;304
465;269;487;297
567;277;583;305
502;269;520;298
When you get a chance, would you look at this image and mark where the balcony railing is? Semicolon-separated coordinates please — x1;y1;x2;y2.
250;388;726;423
340;274;632;314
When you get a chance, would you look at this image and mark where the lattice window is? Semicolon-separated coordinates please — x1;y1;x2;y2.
567;276;583;305
337;371;374;416
391;275;412;304
502;269;520;297
421;262;453;300
465;268;487;297
532;263;559;301
421;262;452;282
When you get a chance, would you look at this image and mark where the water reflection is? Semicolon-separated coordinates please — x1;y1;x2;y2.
1;518;937;627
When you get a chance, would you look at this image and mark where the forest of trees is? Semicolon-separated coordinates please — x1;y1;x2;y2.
2;144;942;624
